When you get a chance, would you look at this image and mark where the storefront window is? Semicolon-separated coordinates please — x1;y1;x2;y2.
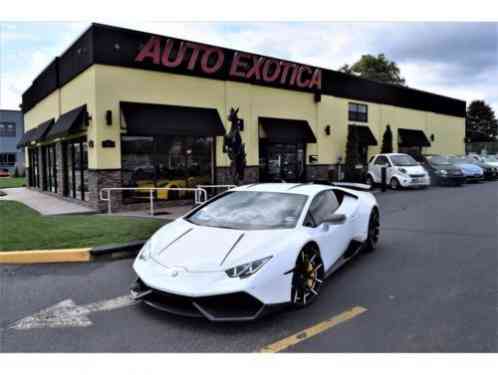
64;137;88;201
121;135;213;203
42;145;58;193
259;142;305;182
28;148;41;188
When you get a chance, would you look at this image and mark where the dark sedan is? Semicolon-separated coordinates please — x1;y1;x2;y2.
418;154;465;186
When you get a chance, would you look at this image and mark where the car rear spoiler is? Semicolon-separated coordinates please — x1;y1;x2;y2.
331;182;372;191
312;180;372;191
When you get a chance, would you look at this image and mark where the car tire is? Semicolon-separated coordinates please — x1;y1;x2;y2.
390;177;400;190
291;245;324;308
365;175;375;187
363;208;380;253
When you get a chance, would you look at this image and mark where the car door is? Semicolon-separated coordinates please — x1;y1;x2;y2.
303;190;353;271
372;155;390;183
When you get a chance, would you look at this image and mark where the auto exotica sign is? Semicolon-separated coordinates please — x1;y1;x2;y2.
135;36;322;91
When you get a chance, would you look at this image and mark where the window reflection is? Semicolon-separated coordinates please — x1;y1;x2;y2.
121;135;213;203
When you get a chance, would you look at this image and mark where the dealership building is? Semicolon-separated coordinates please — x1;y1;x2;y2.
18;23;466;211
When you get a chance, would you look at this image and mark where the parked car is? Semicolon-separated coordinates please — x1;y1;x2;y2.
131;183;379;321
417;154;465;186
366;153;430;190
461;155;498;180
480;154;498;169
447;156;484;182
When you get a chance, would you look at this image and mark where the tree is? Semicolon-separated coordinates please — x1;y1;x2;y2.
466;100;498;142
344;127;362;182
339;53;406;86
381;125;393;153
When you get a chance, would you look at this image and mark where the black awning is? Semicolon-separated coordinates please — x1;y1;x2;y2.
350;125;378;146
121;102;226;137
259;117;317;144
398;128;431;147
45;105;88;141
17;128;38;148
30;118;55;143
17;119;54;148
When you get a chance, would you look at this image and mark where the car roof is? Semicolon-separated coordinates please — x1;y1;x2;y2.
232;183;331;196
374;153;407;157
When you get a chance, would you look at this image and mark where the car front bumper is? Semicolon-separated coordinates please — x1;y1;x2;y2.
131;278;287;321
132;257;293;321
399;176;431;187
464;174;484;182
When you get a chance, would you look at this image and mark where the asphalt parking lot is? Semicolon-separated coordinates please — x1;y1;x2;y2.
1;181;497;352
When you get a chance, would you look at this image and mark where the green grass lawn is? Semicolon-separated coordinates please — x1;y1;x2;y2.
0;201;167;251
0;177;25;189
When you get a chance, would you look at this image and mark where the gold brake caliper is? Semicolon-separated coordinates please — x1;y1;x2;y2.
307;262;316;288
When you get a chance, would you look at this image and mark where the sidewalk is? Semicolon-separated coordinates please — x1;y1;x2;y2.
0;187;97;216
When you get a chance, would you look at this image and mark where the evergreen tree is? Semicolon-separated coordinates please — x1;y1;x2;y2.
466;100;497;142
344;127;361;182
381;125;393;153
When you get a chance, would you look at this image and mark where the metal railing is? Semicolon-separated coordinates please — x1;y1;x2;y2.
195;184;237;201
99;187;208;216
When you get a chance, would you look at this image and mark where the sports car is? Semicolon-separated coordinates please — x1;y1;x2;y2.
131;182;379;321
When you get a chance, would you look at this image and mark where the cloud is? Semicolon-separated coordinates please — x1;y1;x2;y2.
1;21;496;113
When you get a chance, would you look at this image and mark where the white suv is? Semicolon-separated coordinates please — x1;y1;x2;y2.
366;153;431;189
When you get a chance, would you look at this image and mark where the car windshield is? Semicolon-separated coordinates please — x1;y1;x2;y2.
186;191;308;230
390;154;418;166
427;155;451;165
484;155;497;162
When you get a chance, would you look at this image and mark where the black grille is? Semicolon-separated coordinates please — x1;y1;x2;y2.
135;279;265;321
409;174;426;178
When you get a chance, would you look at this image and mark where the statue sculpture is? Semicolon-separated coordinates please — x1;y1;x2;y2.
223;107;247;185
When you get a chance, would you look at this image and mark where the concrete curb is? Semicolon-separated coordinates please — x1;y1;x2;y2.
0;241;145;264
0;248;92;264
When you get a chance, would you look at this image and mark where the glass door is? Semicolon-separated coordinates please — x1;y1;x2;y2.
260;142;305;182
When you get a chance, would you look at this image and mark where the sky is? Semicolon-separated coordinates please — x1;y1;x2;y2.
1;21;497;113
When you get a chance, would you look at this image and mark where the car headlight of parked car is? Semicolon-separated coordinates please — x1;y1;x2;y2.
138;240;153;261
398;167;408;174
225;256;273;279
436;169;448;176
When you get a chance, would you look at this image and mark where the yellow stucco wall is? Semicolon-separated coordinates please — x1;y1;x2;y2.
23;91;60;167
24;64;465;170
23;67;98;167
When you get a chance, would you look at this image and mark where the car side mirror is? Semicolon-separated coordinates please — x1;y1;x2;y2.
323;213;347;225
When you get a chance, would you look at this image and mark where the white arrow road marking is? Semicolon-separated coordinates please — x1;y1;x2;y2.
9;295;136;330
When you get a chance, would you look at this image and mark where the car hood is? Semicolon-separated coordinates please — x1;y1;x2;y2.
149;219;290;272
396;165;427;174
430;164;461;172
453;162;482;173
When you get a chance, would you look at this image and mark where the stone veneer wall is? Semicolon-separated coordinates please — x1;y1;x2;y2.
306;164;334;182
215;166;259;185
87;169;122;212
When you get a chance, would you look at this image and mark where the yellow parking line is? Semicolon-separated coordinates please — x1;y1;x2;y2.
260;306;367;353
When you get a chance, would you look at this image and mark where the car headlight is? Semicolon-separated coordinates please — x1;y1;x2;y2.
398;167;408;174
225;256;273;279
138;240;153;261
437;170;448;176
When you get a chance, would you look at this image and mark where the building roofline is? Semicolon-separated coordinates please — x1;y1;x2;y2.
21;22;466;115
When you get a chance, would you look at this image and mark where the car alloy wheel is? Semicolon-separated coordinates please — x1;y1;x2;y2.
390;177;400;190
363;209;380;253
291;246;324;308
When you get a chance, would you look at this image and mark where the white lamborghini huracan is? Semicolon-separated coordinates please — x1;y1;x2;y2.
131;183;379;321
